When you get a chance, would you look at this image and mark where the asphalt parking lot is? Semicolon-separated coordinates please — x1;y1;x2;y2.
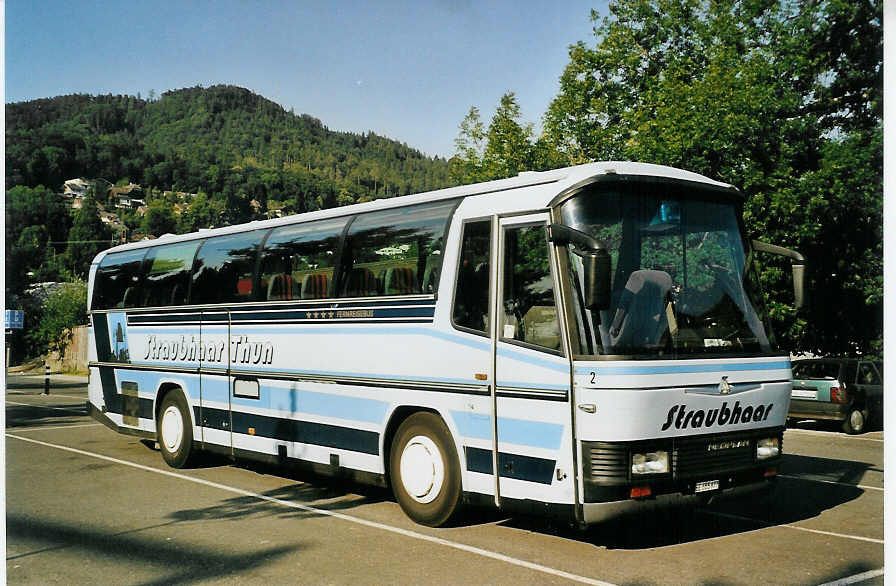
5;374;884;585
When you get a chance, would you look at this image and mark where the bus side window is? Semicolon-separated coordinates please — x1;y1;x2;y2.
259;218;347;301
340;200;455;298
452;220;491;334
92;248;148;309
141;241;202;308
501;225;561;351
190;230;267;305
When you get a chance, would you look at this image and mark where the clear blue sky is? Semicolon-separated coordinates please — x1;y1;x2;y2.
5;1;609;159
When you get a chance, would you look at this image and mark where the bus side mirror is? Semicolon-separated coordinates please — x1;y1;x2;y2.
751;240;807;310
582;249;612;311
548;224;612;311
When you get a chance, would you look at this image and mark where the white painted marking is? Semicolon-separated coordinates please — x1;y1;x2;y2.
779;474;883;492
6;433;617;586
10;423;102;433
704;510;884;544
785;429;884;443
816;568;885;586
5;400;87;415
7;391;86;398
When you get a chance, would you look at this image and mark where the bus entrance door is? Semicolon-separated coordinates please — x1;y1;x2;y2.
199;310;232;453
491;213;574;507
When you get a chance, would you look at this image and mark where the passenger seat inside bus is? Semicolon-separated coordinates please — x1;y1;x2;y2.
384;267;416;295
268;273;298;300
422;252;441;294
301;273;329;299
609;269;673;348
343;267;378;297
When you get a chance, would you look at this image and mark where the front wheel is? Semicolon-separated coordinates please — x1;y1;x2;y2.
842;407;868;435
157;390;196;468
389;412;462;527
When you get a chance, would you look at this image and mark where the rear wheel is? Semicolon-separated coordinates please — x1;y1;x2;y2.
389;412;462;527
157;390;196;468
842;407;868;435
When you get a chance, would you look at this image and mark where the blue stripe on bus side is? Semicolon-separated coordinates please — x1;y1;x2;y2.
121;321;567;373
464;447;555;485
230;386;390;425
574;361;792;376
451;411;564;450
199;406;380;455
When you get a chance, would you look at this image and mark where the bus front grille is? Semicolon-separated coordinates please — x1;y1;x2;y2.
582;429;783;485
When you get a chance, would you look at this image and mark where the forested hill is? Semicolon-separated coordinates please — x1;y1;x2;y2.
5;85;454;215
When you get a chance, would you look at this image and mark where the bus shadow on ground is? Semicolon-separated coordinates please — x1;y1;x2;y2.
4;402;88;429
6;514;298;586
498;453;869;550
167;462;390;525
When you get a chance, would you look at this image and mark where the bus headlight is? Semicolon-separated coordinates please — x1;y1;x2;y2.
631;450;669;475
757;437;780;460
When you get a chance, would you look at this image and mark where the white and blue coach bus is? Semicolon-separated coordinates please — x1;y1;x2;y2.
87;162;806;527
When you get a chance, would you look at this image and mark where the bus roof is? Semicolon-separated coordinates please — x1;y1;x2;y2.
93;161;734;261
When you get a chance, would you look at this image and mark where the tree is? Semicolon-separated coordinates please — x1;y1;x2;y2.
481;93;535;180
28;281;88;358
5;185;72;294
450;93;539;184
178;191;224;232
66;189;110;278
541;0;882;355
140;197;178;235
449;107;487;184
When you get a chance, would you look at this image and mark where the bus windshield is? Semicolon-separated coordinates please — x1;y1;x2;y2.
559;180;774;357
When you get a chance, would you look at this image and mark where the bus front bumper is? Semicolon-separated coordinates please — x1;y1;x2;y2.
581;476;775;525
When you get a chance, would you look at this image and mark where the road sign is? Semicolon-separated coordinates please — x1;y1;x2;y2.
5;310;24;329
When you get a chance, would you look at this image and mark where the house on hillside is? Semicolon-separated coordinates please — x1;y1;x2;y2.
109;183;145;209
63;178;90;198
115;196;146;209
99;211;121;226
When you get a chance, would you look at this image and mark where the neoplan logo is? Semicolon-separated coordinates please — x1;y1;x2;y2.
661;401;774;431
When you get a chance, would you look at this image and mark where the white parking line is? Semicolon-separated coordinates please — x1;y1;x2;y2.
10;423;102;433
704;510;884;545
5;400;87;415
7;391;86;399
779;474;883;492
816;568;885;585
785;429;884;443
6;433;617;586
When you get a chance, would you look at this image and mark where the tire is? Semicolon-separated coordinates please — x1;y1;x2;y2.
157;390;196;468
842;407;868;435
389;412;462;527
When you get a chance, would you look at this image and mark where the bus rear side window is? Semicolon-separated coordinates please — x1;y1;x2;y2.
93;249;148;309
190;230;267;305
452;220;491;334
340;200;455;298
259;218;347;301
142;241;202;307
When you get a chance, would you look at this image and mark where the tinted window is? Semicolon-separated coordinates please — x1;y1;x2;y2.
141;241;202;307
259;218;347;301
190;231;267;304
340;201;455;298
92;249;148;309
501;224;561;351
792;361;839;380
452;220;491;333
858;362;881;385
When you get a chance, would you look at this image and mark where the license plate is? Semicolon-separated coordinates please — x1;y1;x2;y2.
695;480;720;493
792;389;816;399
